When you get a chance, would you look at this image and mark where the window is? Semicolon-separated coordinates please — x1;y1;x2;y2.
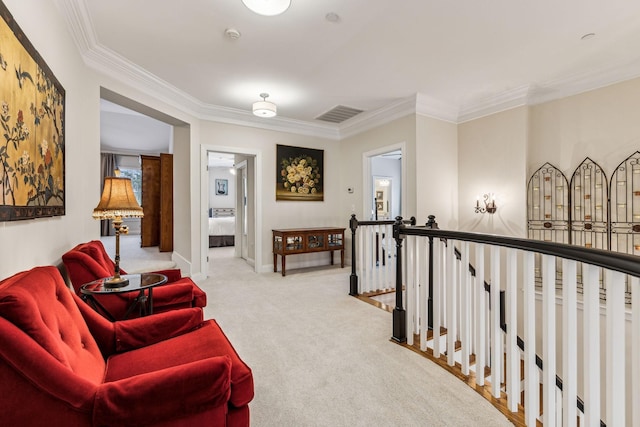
118;168;142;205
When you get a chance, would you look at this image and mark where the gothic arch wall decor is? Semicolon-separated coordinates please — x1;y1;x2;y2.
569;157;608;250
609;151;640;255
527;152;640;302
527;162;570;244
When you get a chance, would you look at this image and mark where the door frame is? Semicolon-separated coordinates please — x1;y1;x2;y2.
200;144;262;274
362;142;406;220
235;160;249;260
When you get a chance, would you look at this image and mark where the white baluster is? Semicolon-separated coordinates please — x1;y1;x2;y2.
364;227;372;293
562;259;577;426
433;239;442;358
582;264;600;427
384;224;392;289
475;244;486;387
490;246;502;398
506;249;519;412
523;251;538;426
388;225;396;292
633;276;640;427
447;240;456;367
542;254;556;427
461;241;470;376
357;226;364;293
406;236;415;345
420;237;428;352
606;270;625;426
375;224;382;291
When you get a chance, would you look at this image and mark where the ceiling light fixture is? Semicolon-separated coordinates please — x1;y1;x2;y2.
253;93;277;118
242;0;291;16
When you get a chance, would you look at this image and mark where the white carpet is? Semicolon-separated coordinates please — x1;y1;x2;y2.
100;234;176;273
200;247;513;426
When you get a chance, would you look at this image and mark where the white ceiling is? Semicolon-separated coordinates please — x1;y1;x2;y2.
100;99;172;154
61;0;640;141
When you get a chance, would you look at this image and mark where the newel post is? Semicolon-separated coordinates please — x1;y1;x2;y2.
349;214;359;296
426;215;438;329
392;216;406;343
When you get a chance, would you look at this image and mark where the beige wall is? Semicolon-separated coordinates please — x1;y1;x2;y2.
199;121;340;273
529;78;640;179
4;0;640;282
458;106;529;236
416;114;459;229
0;0;100;279
340;114;417;222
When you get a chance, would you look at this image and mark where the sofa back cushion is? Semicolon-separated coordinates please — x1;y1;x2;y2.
0;266;105;384
62;240;126;292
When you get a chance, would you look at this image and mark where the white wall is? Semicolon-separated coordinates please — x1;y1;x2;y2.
458;106;528;237
340;114;417;222
416;114;459;229
209;167;236;210
529;77;640;179
199;121;341;273
0;0;100;279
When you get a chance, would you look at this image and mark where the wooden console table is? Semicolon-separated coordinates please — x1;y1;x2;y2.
272;227;345;276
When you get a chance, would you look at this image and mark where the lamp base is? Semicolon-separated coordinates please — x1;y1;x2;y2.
103;276;129;288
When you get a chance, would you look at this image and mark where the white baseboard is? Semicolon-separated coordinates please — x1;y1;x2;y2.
172;251;191;276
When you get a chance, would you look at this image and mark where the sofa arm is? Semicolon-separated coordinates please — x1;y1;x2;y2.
114;307;204;353
152;268;183;283
94;356;231;426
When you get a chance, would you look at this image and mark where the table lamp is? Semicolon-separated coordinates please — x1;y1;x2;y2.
92;177;144;288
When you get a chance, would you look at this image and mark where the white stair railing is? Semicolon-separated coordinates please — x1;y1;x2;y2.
390;216;638;426
348;215;415;296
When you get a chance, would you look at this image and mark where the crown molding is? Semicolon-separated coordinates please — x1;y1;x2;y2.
56;0;640;136
456;59;640;123
457;85;530;123
338;96;417;139
57;0;340;140
527;58;640;106
415;93;459;123
53;0;96;54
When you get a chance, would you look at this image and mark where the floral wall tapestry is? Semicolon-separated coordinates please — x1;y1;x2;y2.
0;1;65;221
276;144;323;201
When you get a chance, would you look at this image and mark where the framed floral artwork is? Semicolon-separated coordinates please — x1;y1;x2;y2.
0;1;65;221
276;144;323;201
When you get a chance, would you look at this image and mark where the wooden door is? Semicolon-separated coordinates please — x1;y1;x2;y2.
141;154;174;251
159;153;173;252
141;155;160;247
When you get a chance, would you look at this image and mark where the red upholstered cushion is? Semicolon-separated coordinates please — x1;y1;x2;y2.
0;266;105;384
105;320;254;407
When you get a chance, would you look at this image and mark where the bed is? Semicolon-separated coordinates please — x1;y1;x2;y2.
208;208;236;247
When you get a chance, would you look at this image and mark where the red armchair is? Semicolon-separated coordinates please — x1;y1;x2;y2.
62;240;206;320
0;266;253;426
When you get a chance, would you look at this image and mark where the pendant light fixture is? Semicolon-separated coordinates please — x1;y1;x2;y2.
253;93;277;118
242;0;291;16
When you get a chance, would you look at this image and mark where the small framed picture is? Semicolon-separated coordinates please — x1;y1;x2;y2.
215;179;228;195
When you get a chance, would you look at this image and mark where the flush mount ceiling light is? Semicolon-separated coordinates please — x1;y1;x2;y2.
253;93;277;118
242;0;291;16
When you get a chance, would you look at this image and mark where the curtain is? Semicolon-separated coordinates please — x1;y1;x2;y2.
100;153;118;236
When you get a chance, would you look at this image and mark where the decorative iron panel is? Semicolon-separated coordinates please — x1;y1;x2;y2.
570;158;608;250
527;163;570;244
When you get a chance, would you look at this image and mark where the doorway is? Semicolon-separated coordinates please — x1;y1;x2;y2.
363;145;405;220
202;145;261;275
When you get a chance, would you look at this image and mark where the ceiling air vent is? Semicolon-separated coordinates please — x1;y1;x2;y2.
316;105;363;124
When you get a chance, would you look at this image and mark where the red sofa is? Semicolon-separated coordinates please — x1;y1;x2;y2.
62;240;206;320
0;266;253;426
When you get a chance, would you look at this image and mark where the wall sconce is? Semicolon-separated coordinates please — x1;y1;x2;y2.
475;193;497;214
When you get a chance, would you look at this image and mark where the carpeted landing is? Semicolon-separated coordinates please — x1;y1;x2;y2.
199;247;513;427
